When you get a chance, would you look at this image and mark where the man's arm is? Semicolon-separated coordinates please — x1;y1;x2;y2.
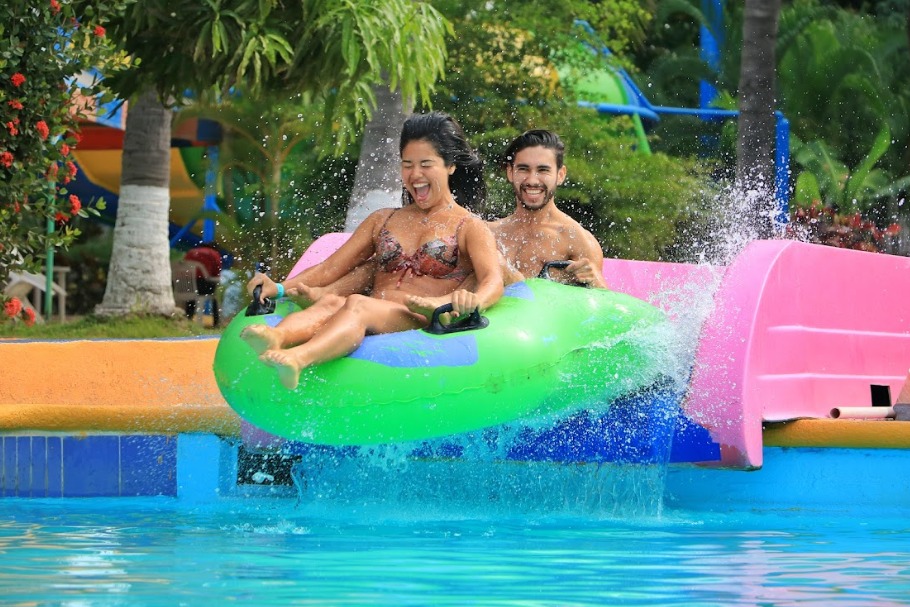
565;227;609;289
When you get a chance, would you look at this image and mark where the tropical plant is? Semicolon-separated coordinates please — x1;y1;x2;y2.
344;86;409;232
424;0;713;261
1;0;128;322
178;95;355;279
787;202;902;253
791;127;902;213
93;0;451;316
735;0;781;238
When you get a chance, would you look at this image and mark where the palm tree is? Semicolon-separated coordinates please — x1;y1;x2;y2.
345;86;410;231
96;91;175;315
96;0;449;317
736;0;781;238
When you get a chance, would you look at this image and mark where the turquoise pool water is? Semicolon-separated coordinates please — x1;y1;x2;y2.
2;482;909;606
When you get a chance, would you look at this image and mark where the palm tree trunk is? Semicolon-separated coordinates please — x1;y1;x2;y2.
96;89;176;316
344;85;411;231
736;0;781;239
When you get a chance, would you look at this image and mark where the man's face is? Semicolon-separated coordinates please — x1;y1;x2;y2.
505;146;567;211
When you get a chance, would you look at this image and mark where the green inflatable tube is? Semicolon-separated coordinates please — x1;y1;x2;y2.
214;279;668;445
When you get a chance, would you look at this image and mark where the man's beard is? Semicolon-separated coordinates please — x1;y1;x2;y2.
516;184;556;210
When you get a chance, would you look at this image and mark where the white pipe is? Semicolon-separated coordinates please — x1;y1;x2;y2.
830;406;894;420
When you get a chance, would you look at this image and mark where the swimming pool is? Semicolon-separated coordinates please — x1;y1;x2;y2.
2;456;909;607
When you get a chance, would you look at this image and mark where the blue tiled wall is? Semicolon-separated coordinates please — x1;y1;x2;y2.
1;434;177;497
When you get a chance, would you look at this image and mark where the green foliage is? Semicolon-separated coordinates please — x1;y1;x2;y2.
788;202;903;253
0;312;219;339
102;0;451;147
459;103;712;261
791;128;904;214
0;0;128;322
426;1;713;261
54;220;113;315
177;95;353;278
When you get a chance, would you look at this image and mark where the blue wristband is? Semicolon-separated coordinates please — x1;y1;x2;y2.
275;283;285;299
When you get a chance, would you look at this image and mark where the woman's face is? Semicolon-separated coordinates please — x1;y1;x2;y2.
400;139;455;210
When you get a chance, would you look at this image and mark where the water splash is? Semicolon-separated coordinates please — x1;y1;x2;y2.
277;182;774;520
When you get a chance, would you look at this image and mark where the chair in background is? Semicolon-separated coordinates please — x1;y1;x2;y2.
170;260;218;325
2;269;69;323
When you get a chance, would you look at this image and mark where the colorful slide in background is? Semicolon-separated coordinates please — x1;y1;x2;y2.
67;103;220;247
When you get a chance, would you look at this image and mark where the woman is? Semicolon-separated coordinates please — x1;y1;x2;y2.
241;112;503;390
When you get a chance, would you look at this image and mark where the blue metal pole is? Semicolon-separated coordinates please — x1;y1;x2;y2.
774;112;791;228
202;145;220;242
699;0;724;109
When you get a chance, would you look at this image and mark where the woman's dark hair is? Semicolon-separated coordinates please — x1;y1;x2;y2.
399;111;486;212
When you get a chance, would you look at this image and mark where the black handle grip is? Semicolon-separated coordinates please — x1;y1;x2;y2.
538;260;571;280
245;284;276;317
425;303;489;335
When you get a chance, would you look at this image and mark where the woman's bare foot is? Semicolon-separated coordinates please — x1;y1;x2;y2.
260;350;303;390
287;283;325;305
240;324;282;354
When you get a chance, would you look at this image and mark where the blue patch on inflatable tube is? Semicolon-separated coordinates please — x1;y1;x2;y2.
350;331;479;367
504;281;533;299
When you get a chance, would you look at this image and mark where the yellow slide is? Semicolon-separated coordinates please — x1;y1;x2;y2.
72;148;206;230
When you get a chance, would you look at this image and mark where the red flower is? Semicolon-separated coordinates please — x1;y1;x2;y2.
22;307;36;327
46;162;59;180
55;211;67;222
4;298;22;318
71;132;82;144
69;194;81;215
10;73;25;87
93;25;106;37
60;143;71;156
0;151;13;168
66;161;78;178
36;120;50;140
884;223;902;237
6;122;19;136
8;100;23;110
50;0;61;14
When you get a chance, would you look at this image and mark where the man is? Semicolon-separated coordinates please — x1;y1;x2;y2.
491;129;608;288
248;129;607;306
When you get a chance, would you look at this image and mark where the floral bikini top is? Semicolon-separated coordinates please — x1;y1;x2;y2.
375;210;472;285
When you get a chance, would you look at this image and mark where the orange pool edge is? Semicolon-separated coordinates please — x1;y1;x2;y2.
763;418;910;449
2;339;909;450
0;338;241;437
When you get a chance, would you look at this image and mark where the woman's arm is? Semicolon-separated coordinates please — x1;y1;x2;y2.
247;210;389;301
457;217;504;312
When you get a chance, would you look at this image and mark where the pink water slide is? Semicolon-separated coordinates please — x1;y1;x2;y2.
605;240;910;468
248;236;910;469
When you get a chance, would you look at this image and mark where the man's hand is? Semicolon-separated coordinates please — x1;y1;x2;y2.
566;258;608;288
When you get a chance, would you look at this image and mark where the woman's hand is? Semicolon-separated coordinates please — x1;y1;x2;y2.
247;272;277;303
449;289;480;316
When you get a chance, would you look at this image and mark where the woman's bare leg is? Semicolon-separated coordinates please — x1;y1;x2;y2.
240;294;346;354
260;295;425;389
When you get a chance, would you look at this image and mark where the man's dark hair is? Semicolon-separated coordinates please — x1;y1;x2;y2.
501;130;565;170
